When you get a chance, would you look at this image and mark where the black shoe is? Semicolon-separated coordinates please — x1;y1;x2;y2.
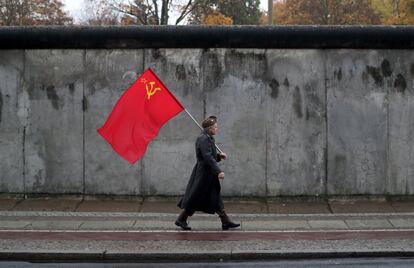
175;219;191;230
222;222;240;230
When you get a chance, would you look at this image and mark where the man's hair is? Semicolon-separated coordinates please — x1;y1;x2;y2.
202;115;217;129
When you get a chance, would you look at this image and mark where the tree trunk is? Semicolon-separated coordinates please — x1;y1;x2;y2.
392;0;400;17
161;0;169;24
320;0;330;24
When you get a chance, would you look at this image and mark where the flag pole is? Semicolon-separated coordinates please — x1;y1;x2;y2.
184;108;224;155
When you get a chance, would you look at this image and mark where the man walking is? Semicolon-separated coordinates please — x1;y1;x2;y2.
176;116;240;231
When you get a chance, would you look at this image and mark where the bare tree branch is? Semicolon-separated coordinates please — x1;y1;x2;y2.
175;0;194;25
151;0;159;24
109;1;147;24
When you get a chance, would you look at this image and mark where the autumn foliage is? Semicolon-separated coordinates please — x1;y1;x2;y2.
0;0;72;26
267;0;381;25
202;10;233;25
374;0;414;25
0;0;412;26
189;0;261;25
263;0;414;25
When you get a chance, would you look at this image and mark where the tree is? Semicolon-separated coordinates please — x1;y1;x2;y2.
216;0;261;24
189;0;261;25
0;0;72;26
108;0;202;25
372;0;414;24
82;0;120;26
264;0;381;25
80;0;119;25
202;10;233;25
386;0;414;24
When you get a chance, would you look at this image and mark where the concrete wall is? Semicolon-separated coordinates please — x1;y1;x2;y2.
0;48;413;197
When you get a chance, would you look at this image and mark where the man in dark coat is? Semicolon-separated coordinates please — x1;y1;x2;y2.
176;116;240;231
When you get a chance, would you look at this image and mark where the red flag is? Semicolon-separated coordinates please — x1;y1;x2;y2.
97;68;184;164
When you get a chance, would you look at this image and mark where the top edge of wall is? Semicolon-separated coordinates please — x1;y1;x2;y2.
0;25;413;49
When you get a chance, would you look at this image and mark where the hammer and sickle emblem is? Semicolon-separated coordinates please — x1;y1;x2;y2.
145;81;161;100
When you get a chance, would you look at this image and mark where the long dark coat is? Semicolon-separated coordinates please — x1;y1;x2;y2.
178;129;224;214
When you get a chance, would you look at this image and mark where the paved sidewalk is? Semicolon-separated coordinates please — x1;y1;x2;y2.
1;197;414;262
1;195;414;214
1;210;414;231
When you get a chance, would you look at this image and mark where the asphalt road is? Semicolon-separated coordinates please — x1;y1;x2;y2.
2;258;414;267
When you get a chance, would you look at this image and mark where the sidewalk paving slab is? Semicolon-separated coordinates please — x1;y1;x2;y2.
390;200;414;213
140;200;180;213
242;220;310;230
189;221;223;230
345;219;393;229
329;200;396;213
0;199;22;210
132;220;181;230
267;200;331;214
76;200;141;212
27;220;84;230
0;221;31;229
308;220;348;229
13;199;80;212
389;218;414;228
222;200;268;214
79;220;136;230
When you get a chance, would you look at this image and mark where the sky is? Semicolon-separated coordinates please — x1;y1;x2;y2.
62;0;270;23
63;0;83;22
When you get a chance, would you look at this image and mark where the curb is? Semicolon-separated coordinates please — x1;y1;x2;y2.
2;250;414;262
2;211;414;218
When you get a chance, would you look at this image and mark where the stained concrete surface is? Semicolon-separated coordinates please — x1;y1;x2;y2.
1;49;414;197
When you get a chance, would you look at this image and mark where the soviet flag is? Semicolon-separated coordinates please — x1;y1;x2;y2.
97;68;184;164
